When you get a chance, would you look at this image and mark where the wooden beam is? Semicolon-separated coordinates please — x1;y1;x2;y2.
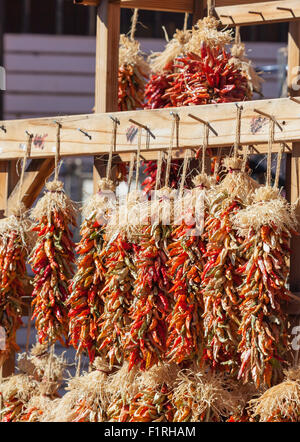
193;0;204;24
95;1;120;114
0;98;299;159
6;158;55;216
116;0;194;13
215;1;300;27
74;0;100;5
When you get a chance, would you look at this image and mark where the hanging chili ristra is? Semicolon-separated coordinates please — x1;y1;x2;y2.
124;190;174;371
30;181;77;346
233;186;297;387
0;213;31;366
201;158;259;373
166;175;210;365
68;179;115;362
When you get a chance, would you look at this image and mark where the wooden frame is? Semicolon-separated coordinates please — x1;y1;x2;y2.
0;0;300;376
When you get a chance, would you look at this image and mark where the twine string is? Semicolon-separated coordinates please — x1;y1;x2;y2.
179;150;190;197
54;123;61;182
130;9;139;41
135;127;142;189
25;305;32;355
202;124;209;175
183;13;189;31
235;25;241;45
274;143;284;189
267;119;275;187
17;132;33;207
165;114;179;187
233;105;242;160
76;353;82;378
106;119;118;181
214;147;222;180
242;145;249;173
155;151;163;195
127;153;136;193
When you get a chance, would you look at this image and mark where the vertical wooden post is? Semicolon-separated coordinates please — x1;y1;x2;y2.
287;23;300;295
93;0;120;190
193;0;203;24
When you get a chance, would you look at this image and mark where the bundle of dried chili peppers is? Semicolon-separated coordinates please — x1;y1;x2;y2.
201;158;259;373
166;174;211;365
46;358;110;422
232;186;297;387
0;210;32;366
107;364;177;422
249;368;300;422
97;224;137;367
144;29;191;110
29;180;77;346
171;368;242;422
68;179;115;362
124;189;174;371
0;344;65;422
118;35;149;111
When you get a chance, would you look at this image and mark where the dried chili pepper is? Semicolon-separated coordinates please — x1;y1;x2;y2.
30;181;77;346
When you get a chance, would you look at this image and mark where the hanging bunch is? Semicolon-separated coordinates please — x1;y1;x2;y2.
125;132;177;371
202;152;259;373
232;184;297;387
107;364;177;422
118;10;149;111
0;134;33;368
97;184;142;368
45;358;110;422
68;178;115;362
249;368;300;422
166;140;211;365
30;179;77;346
144;23;191;110
171;367;244;422
0;210;32;367
0;343;66;422
30;127;77;347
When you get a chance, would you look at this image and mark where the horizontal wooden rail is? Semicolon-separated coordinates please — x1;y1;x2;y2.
216;0;300;26
0;98;299;160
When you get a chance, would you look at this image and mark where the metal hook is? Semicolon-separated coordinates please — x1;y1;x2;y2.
248;10;265;20
25;130;34;138
253;108;283;131
53;120;62;128
78;128;92;140
187;113;218;136
219;14;235;24
277;6;295;17
0;125;6;133
170;111;180;121
109;116;120;125
289;96;300;104
128;118;155;139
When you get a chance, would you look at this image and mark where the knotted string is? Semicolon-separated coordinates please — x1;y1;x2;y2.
214;147;222;180
130;8;138;41
165;114;179;187
54;123;61;182
274;143;284;189
135;127;142;190
127;153;136;193
242;145;249;173
179;149;190;198
106;119;118;181
267;119;275;187
233;105;242;160
183;13;189;31
202;124;209;174
155;151;163;196
17;132;33;208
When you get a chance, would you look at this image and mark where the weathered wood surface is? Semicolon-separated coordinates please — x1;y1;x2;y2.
0;98;299;160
